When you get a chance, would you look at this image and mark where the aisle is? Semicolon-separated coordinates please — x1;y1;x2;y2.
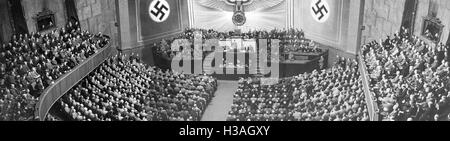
201;80;239;121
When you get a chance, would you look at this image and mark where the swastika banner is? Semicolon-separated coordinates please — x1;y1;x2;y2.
139;0;186;41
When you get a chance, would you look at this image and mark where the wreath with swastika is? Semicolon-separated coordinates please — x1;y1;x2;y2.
232;11;246;26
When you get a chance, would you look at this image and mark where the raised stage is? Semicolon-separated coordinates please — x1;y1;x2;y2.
153;47;328;80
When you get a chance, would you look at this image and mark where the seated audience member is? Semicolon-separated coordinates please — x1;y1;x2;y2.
362;28;450;121
227;57;370;121
45;113;61;121
54;54;217;121
0;21;110;121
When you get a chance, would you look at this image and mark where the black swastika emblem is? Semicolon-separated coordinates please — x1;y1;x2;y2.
151;1;168;20
149;0;170;22
312;0;328;20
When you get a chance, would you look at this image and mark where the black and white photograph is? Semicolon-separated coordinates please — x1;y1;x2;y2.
0;0;449;138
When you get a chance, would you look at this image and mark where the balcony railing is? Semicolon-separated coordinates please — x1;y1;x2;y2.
35;43;113;121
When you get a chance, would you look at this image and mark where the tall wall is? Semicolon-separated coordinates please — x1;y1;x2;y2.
362;0;450;45
21;0;67;33
414;0;450;44
75;0;119;47
361;0;405;44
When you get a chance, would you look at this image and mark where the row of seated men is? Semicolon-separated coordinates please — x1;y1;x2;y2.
0;21;110;121
362;28;450;121
45;113;61;121
54;54;217;121
227;57;370;121
153;28;322;61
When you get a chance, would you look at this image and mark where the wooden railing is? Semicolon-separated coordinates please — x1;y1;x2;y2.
358;53;379;121
35;44;113;121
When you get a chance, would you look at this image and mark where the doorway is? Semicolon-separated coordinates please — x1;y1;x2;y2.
0;26;3;44
400;0;418;35
8;0;29;35
0;0;13;43
65;0;79;24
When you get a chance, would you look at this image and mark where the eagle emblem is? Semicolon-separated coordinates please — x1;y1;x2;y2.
197;0;284;26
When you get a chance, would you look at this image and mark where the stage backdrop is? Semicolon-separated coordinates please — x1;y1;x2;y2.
188;0;289;32
187;0;362;55
117;0;362;57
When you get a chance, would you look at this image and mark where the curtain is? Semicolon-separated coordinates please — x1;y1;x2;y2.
65;0;79;24
0;26;3;44
9;0;28;35
0;0;13;43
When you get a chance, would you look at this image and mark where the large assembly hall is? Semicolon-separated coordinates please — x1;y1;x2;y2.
0;0;449;122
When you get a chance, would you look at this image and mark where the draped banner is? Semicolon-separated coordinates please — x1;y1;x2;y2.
9;0;28;34
139;0;185;42
299;0;342;47
65;0;79;24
